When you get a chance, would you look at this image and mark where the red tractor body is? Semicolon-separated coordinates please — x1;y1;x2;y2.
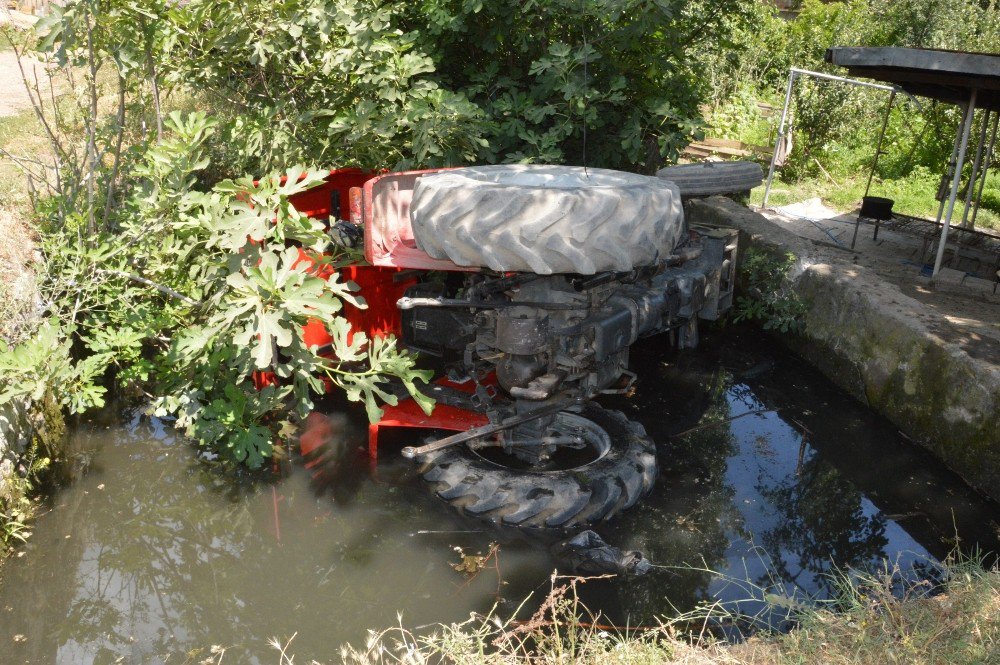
282;164;742;529
287;169;488;457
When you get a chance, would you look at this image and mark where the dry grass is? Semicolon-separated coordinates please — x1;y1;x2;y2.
759;561;1000;665
0;107;45;343
0;207;38;342
326;559;1000;665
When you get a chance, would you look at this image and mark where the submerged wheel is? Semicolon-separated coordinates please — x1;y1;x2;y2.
418;403;657;529
409;165;684;275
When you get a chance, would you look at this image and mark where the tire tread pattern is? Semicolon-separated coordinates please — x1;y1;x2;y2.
418;403;658;530
655;161;763;197
410;166;684;275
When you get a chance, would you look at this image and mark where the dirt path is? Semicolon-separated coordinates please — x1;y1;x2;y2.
0;10;45;118
0;49;44;118
0;12;43;341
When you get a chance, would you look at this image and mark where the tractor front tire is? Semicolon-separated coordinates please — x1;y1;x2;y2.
418;403;657;529
409;165;684;275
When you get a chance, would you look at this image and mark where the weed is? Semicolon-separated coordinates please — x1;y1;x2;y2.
0;437;50;556
325;555;1000;664
733;248;806;335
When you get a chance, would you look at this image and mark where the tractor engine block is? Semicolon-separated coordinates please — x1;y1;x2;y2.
399;225;738;410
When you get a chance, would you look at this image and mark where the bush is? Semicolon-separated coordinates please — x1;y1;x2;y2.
733;248;806;334
157;0;760;175
164;0;489;176
0;0;764;470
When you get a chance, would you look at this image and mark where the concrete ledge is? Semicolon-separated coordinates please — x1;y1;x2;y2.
0;391;64;504
688;197;1000;502
0;397;34;501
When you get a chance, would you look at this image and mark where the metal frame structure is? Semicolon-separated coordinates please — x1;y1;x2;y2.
761;68;899;212
969;113;1000;230
932;92;977;275
892;93;997;276
762;64;1000;276
823;47;1000;277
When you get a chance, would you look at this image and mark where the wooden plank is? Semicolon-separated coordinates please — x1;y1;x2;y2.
685;144;770;159
689;137;771;157
701;137;748;150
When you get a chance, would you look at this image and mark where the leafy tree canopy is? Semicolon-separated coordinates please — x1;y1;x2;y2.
111;0;757;175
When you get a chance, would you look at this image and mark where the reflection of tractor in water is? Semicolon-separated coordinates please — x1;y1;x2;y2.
288;164;750;529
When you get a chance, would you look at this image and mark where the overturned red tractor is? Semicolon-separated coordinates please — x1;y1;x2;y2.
289;165;741;529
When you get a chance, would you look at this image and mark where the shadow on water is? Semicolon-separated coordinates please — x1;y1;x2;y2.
0;325;998;662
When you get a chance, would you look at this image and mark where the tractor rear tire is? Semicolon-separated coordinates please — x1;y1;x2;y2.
409;165;684;275
418;403;657;529
656;161;763;197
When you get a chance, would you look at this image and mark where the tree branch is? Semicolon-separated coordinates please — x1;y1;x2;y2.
94;269;198;306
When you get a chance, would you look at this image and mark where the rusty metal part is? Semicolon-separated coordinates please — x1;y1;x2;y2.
400;399;580;459
472;435;585;450
397;296;581;311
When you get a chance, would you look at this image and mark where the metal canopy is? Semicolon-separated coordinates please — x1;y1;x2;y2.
826;47;1000;111
824;46;1000;276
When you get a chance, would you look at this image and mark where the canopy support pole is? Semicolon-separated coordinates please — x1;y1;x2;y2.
961;109;991;229
863;89;897;201
969;112;999;230
762;70;797;209
933;89;978;277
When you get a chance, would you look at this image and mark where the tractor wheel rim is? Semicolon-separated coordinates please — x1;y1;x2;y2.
470;412;612;473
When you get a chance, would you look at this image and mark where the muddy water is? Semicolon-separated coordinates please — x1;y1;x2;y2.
1;327;998;663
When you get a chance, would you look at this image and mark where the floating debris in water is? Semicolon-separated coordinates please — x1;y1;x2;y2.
551;531;651;577
451;543;499;576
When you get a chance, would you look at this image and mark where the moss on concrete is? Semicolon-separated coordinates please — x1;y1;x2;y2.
0;389;66;550
688;197;1000;502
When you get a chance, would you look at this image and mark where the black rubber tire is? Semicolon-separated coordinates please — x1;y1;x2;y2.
655;161;763;197
418;403;657;529
409;165;684;275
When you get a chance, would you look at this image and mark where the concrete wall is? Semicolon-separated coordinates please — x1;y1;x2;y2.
0;397;37;503
0;393;64;504
688;197;1000;502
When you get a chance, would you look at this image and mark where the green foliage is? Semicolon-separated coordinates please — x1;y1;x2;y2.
733;249;806;334
152;0;760;174
699;0;792;108
0;393;59;556
166;0;489;175
142;118;430;468
0;319;107;414
1;108;432;469
0;0;765;471
142;143;433;467
865;0;1000;52
0;471;39;554
705;87;774;147
399;0;758;170
25;0;173;238
707;0;1000;186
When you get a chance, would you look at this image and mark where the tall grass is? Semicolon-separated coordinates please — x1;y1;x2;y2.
254;553;1000;664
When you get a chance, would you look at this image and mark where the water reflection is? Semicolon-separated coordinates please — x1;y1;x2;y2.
7;415;277;662
590;330;996;624
0;327;997;662
757;448;888;594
